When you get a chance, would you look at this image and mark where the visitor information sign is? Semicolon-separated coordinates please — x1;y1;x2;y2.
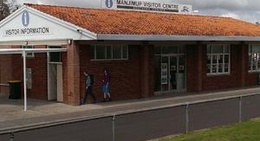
102;0;192;14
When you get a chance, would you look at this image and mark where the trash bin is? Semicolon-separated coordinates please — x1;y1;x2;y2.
8;80;22;99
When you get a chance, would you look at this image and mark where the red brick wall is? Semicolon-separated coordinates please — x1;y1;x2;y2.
186;44;258;92
79;44;142;102
7;42;260;103
247;73;258;86
148;45;155;97
0;54;12;94
65;42;80;105
62;49;68;103
26;53;48;99
201;44;242;90
11;45;48;99
186;44;200;92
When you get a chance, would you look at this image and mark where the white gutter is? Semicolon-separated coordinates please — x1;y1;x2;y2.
0;39;70;46
0;48;67;53
97;34;260;41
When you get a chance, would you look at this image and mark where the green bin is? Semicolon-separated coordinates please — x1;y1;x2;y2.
8;80;22;99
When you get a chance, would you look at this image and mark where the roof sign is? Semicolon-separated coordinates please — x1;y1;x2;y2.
101;0;192;14
105;0;114;8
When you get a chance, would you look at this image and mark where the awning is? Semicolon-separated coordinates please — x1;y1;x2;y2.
0;48;67;111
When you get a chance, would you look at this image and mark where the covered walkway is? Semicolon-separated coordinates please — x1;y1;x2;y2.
0;47;67;111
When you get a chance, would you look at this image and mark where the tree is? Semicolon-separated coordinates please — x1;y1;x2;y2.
0;0;19;21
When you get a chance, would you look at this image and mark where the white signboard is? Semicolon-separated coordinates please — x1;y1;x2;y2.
101;0;192;14
161;63;168;85
0;7;95;42
3;10;51;37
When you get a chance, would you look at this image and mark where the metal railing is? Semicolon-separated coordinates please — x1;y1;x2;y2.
0;94;259;141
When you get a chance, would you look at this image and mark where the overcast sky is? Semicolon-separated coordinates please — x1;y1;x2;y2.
16;0;260;23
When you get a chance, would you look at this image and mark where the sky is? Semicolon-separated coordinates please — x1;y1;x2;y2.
16;0;260;23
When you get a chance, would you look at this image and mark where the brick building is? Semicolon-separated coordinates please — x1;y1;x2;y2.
1;4;260;106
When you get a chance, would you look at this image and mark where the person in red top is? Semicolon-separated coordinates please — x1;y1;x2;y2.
102;68;111;102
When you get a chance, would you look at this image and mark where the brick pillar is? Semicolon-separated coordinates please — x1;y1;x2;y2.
66;41;80;105
240;44;247;87
197;44;203;91
187;43;203;92
140;43;150;98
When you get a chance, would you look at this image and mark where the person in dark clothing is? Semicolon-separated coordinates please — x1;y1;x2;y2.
81;71;96;104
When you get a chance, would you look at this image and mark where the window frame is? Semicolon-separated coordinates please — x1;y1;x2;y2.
90;44;129;61
248;45;260;72
48;46;62;63
207;44;230;75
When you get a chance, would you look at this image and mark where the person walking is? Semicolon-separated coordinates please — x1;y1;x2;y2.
82;71;96;104
102;68;111;102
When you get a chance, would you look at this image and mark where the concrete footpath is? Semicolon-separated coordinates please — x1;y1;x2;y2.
1;87;260;133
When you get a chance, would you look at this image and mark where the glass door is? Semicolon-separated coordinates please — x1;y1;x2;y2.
161;56;169;91
155;55;186;93
169;56;186;91
169;56;177;90
175;56;186;91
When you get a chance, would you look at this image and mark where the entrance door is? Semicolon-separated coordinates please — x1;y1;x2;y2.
47;46;63;101
48;63;63;101
48;64;57;100
160;55;186;92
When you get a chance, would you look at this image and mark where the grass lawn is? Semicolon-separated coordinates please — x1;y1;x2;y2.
156;118;260;141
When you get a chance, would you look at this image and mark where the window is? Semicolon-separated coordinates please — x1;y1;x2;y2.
91;45;128;60
49;46;62;63
207;45;230;75
22;46;34;57
155;45;185;55
248;45;260;72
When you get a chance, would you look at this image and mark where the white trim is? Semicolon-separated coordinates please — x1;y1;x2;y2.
97;34;260;41
0;48;67;54
22;51;27;111
206;45;230;75
0;39;70;46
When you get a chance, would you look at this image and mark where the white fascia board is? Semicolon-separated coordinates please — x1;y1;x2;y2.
0;39;70;46
25;6;97;40
0;48;67;54
97;34;260;42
